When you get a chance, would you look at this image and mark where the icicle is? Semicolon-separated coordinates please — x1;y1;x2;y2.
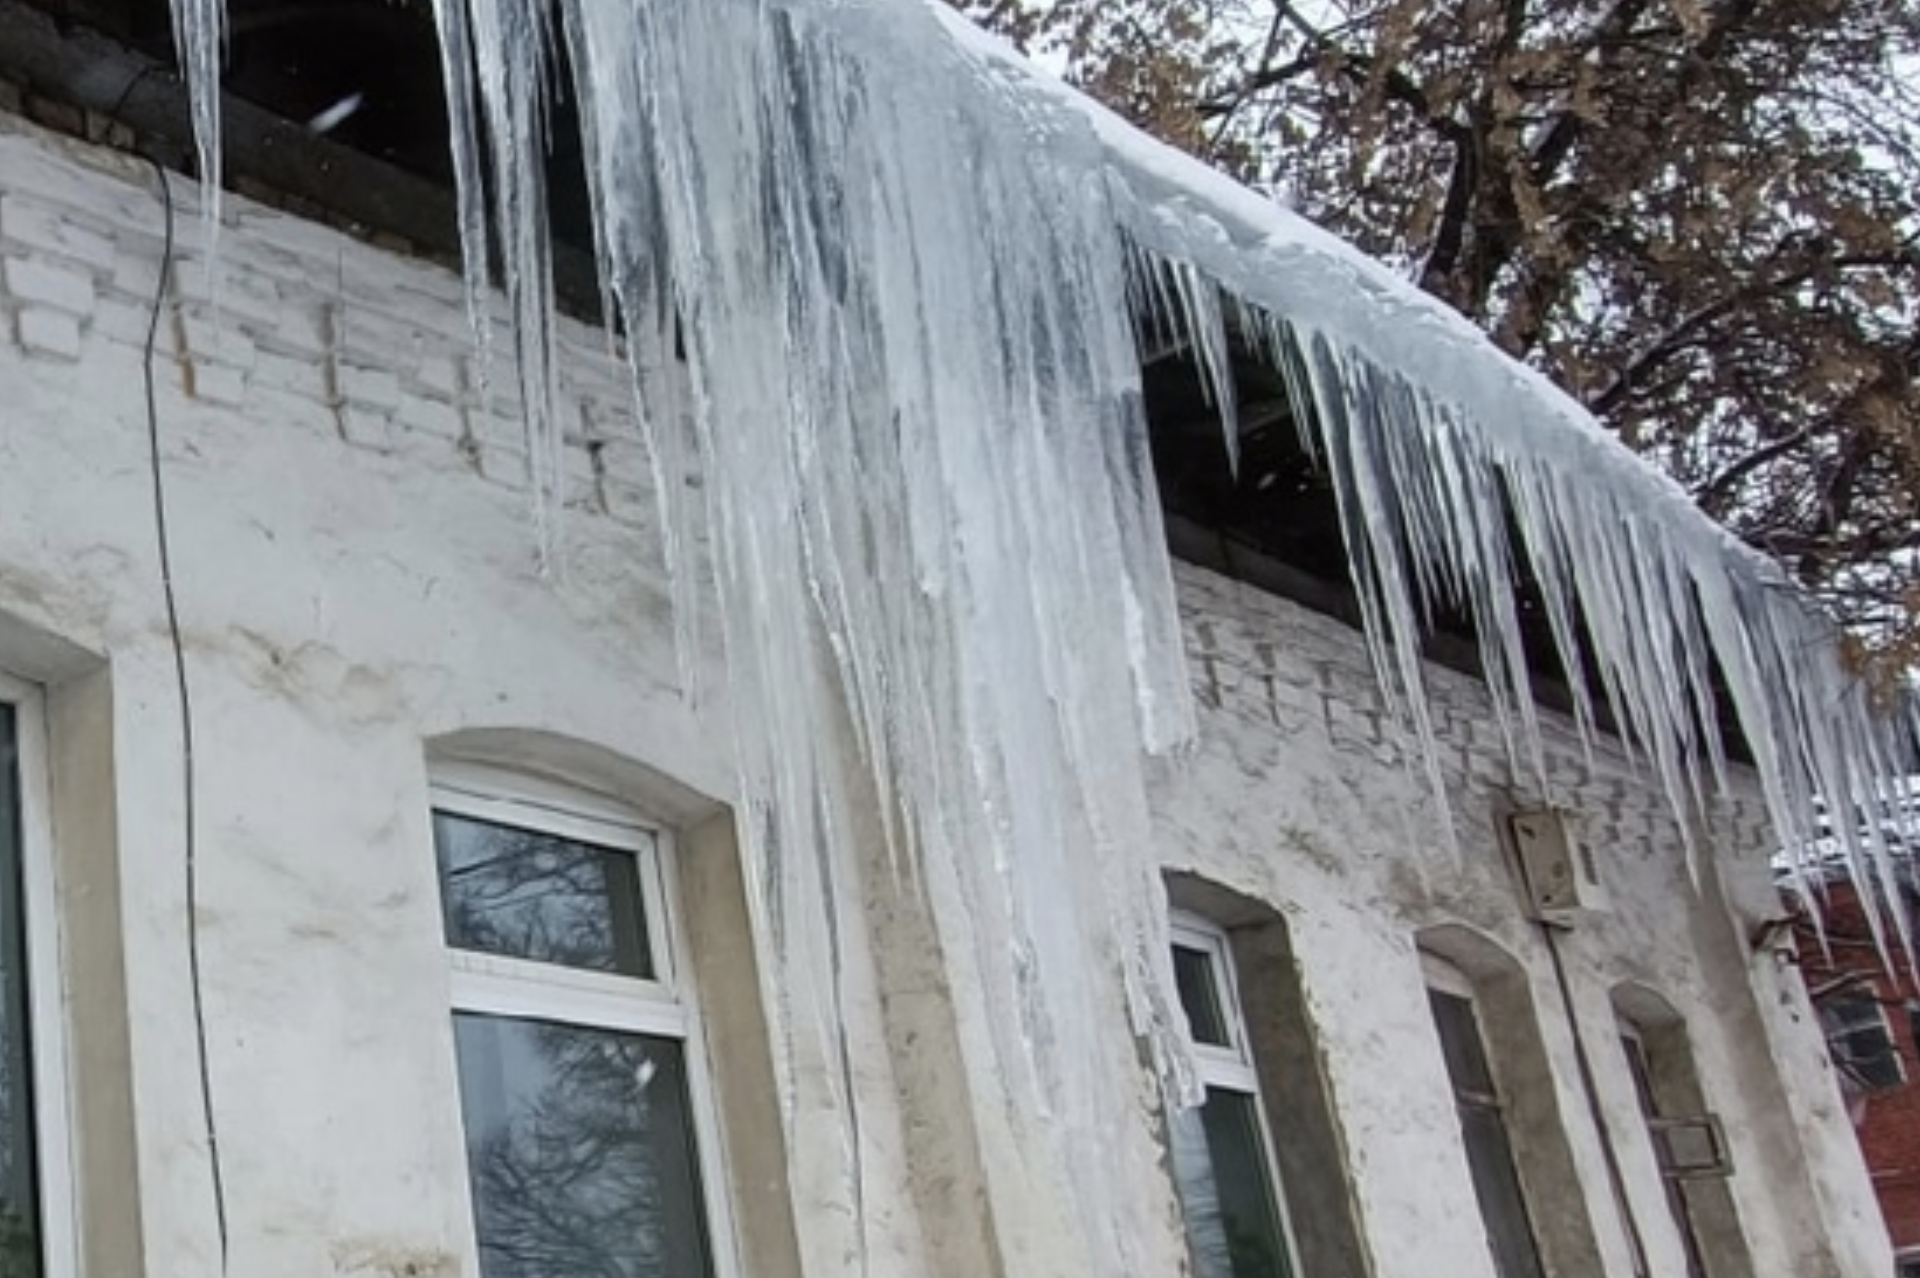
1085;68;1919;937
429;0;494;394
169;0;224;269
431;0;567;559
518;5;1199;1268
558;0;707;694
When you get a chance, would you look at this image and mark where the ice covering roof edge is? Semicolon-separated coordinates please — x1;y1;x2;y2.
931;1;1792;589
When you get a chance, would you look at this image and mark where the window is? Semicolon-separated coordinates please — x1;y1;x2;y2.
0;700;40;1275
1619;1023;1711;1278
1820;992;1906;1091
0;677;74;1278
1617;1027;1731;1183
1610;985;1749;1278
431;764;729;1278
1423;954;1547;1278
1167;914;1297;1278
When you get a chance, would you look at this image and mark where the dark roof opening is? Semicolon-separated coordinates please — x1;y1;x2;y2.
25;0;453;178
1143;337;1756;761
220;1;452;179
0;0;603;307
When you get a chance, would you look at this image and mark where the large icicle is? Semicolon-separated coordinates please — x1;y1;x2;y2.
168;0;1920;1267
429;0;567;553
169;0;224;263
441;3;1202;1269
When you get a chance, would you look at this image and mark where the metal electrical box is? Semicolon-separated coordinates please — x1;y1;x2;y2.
1509;808;1608;925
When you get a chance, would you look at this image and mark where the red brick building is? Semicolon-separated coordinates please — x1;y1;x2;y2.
1790;868;1920;1275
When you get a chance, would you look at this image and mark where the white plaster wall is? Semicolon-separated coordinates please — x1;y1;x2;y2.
0;115;899;1278
1157;567;1892;1278
0;113;1888;1278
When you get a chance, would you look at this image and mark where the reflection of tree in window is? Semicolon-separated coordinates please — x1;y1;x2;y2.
1167;922;1295;1278
1171;1092;1289;1278
431;778;718;1278
453;1016;712;1278
435;811;651;976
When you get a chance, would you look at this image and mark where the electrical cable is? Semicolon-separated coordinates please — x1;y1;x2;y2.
140;154;230;1274
1540;921;1650;1278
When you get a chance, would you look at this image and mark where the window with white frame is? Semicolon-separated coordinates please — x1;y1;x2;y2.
0;677;73;1278
1422;953;1547;1278
1168;914;1297;1278
430;764;728;1278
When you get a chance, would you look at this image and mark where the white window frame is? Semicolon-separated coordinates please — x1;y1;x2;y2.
0;671;77;1278
430;760;741;1278
1168;911;1303;1274
1171;914;1261;1094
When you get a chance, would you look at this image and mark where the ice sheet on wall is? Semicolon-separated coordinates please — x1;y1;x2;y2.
164;0;1919;1266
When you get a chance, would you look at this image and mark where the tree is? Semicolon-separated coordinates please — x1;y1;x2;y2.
953;0;1920;668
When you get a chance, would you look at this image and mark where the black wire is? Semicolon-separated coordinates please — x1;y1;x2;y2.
106;64;156;124
1540;922;1651;1278
140;155;230;1272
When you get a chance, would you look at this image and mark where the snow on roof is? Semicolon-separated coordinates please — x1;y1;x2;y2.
932;1;1779;579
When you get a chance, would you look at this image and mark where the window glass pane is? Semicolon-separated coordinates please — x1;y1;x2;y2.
1428;982;1545;1278
1822;996;1905;1088
1842;1026;1904;1087
453;1013;714;1278
1619;1033;1658;1116
1622;1030;1709;1278
1458;1102;1547;1278
0;706;41;1277
1429;988;1496;1097
1173;943;1231;1048
434;809;653;978
1171;1088;1292;1278
1823;994;1883;1035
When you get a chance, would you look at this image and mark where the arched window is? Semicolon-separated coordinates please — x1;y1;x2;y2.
429;760;733;1278
1611;984;1743;1278
1422;950;1550;1278
1162;875;1369;1278
1167;910;1297;1278
0;674;73;1278
1417;926;1613;1278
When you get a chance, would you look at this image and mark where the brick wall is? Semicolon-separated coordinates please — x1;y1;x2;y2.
1793;877;1920;1259
0;116;662;536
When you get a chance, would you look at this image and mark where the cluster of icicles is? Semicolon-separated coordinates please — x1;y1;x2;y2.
165;0;1916;1269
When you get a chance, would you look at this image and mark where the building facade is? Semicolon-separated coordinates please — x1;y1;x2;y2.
1790;870;1920;1275
0;100;1892;1277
